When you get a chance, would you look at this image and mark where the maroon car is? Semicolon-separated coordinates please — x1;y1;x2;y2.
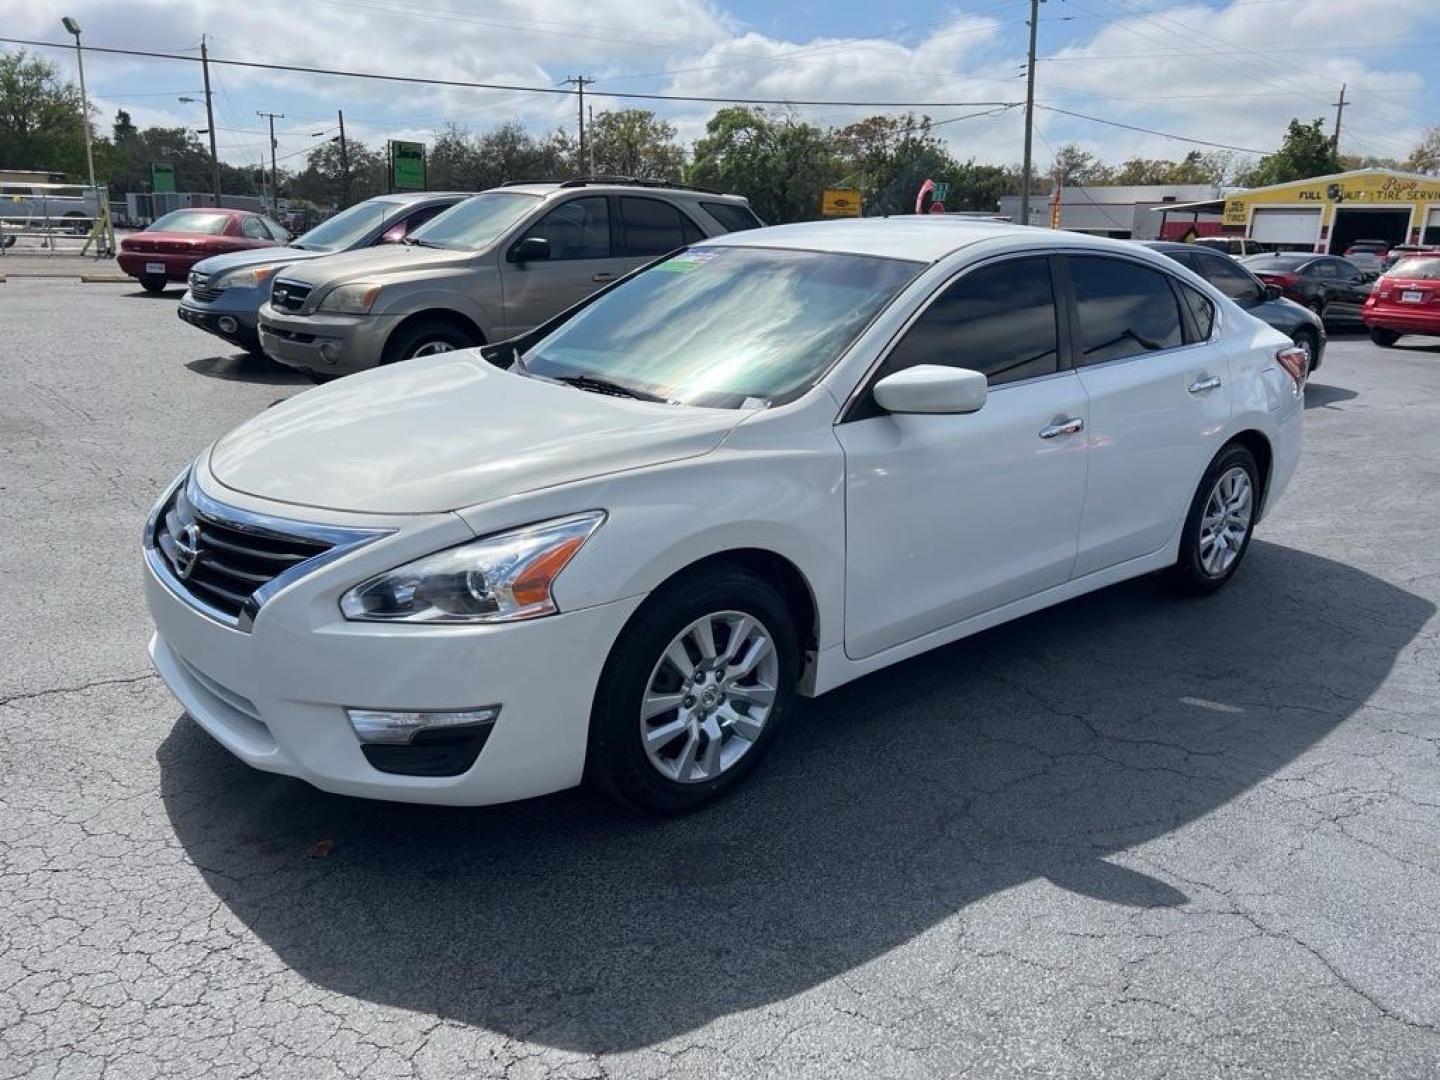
118;209;289;294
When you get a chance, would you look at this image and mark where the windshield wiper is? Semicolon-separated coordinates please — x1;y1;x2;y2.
553;374;665;402
403;237;446;249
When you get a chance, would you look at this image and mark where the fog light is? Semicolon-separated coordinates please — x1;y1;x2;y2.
347;706;500;745
320;342;340;365
218;316;238;334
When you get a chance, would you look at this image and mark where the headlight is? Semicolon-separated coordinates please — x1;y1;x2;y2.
318;282;382;315
213;264;280;290
339;511;605;624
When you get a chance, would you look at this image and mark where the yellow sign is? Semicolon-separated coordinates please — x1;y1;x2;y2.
1224;170;1440;228
822;188;862;218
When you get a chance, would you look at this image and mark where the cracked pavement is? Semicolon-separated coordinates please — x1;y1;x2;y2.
2;279;1439;1078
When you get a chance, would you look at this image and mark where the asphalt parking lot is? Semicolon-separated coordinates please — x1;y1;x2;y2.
3;278;1439;1079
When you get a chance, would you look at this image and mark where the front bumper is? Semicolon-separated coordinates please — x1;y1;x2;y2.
256;303;400;375
143;473;643;805
178;290;261;349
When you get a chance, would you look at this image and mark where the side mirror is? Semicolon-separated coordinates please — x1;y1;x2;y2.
508;236;550;264
1263;283;1282;301
380;222;407;244
873;365;987;415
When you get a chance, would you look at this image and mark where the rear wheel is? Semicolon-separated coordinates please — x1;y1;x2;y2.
1169;444;1260;596
382;318;479;364
1306;298;1324;320
1290;327;1319;373
1369;327;1400;347
140;274;167;295
586;565;799;813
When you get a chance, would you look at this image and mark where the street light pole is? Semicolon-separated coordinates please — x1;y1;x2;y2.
60;17;99;209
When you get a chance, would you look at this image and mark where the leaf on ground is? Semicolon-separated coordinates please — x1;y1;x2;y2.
305;838;335;858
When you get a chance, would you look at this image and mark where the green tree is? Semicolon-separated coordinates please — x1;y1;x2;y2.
105;126;215;195
585;109;684;180
289;138;385;207
689;107;837;224
1048;144;1114;187
1239;118;1340;187
834;114;960;215
0;49;97;178
427;121;575;190
1404;125;1440;175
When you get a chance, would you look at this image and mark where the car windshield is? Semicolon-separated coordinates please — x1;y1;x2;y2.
293;201;397;251
148;210;231;235
1245;255;1310;271
1389;256;1440;279
520;246;922;409
407;191;540;250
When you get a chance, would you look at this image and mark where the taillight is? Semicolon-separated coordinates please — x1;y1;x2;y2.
1275;345;1308;391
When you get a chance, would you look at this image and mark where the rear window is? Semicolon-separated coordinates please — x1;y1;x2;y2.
147;210;231;235
1070;255;1185;365
1244;255;1308;272
1388;256;1440;279
701;201;763;233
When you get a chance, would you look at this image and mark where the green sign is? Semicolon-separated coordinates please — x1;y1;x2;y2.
150;162;176;194
390;141;425;191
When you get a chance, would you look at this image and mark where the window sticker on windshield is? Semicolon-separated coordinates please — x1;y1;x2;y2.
657;248;721;273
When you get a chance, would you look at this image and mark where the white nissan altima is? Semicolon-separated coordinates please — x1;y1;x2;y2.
144;217;1305;812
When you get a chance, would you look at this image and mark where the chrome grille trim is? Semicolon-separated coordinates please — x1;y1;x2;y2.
270;278;312;313
143;468;390;632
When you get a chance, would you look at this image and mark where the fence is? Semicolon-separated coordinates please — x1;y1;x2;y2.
0;182;117;257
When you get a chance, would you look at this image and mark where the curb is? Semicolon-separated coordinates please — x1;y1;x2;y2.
0;271;132;284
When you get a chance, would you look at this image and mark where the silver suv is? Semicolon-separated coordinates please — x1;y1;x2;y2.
256;179;762;376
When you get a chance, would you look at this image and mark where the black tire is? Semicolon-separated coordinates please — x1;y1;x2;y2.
1306;298;1324;320
1291;327;1320;373
381;318;479;364
1369;327;1400;347
586;564;800;814
1169;444;1261;596
140;274;167;295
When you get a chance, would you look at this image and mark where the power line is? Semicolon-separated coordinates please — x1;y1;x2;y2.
1035;105;1275;155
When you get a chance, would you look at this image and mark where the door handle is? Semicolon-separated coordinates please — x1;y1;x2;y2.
1038;417;1084;439
1188;375;1222;395
591;272;617;283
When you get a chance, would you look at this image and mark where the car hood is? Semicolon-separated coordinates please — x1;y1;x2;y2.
270;243;468;289
192;245;324;277
207;352;743;514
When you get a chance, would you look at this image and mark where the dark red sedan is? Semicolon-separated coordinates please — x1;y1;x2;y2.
118;209;289;294
1363;253;1440;346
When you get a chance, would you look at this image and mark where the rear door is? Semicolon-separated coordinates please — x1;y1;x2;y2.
496;195;629;337
1066;253;1232;577
1322;257;1372;321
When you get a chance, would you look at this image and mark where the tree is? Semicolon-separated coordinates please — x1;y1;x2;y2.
112;109;138;144
427;121;575;190
1405;126;1440;175
104;125;215;195
289;138;385;207
1048;144;1114;187
834;114;960;215
0;49;97;178
1239;118;1339;187
689;107;838;224
585;109;684;180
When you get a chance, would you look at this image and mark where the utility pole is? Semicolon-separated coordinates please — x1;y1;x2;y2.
257;111;285;214
1019;0;1043;228
337;110;351;207
1332;83;1347;156
564;76;595;175
200;35;221;205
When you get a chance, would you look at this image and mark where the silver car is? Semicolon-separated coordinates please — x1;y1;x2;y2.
177;192;467;354
255;180;762;376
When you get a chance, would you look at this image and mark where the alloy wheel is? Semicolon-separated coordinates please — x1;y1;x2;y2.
639;610;779;784
411;340;456;358
1198;466;1253;576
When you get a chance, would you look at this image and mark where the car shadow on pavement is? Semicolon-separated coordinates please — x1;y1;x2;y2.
185;353;311;386
157;540;1433;1052
1304;383;1358;409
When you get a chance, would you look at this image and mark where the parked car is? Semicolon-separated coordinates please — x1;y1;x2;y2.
256;179;763;377
1379;244;1440;275
177;192;468;354
1363;252;1440;346
1144;241;1325;371
118;209;289;294
1191;236;1269;258
1241;252;1374;324
144;219;1305;811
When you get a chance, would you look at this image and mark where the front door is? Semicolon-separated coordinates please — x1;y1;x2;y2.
836;256;1089;660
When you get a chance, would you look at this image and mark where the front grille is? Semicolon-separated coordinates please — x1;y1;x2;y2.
188;273;223;303
270;278;312;313
152;485;331;620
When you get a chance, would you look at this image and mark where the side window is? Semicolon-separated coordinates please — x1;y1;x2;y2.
1178;283;1216;341
1308;260;1337;280
878;257;1059;388
681;214;704;244
1198;255;1263;302
1070;255;1185;365
527;196;611;260
618;197;693;256
700;201;763;233
265;219;291;243
241;217;270;240
1331;259;1360;281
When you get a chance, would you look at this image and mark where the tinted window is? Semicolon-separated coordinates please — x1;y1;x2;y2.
241;217;270;240
619;197;693;256
1309;260;1337;279
529;196;611;260
1328;258;1360;281
701;201;763;232
1070;255;1185;365
1178;283;1215;340
1196;254;1262;302
1244;254;1309;272
880;258;1058;387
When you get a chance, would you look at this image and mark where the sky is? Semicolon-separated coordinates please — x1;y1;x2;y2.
9;0;1440;177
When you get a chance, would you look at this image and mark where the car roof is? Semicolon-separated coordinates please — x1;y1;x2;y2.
495;181;749;203
372;191;470;205
699;217;1154;263
1140;241;1199;254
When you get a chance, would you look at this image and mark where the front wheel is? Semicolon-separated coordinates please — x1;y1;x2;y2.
1291;327;1319;373
1369;327;1400;347
586;566;799;813
1169;445;1260;595
382;318;479;364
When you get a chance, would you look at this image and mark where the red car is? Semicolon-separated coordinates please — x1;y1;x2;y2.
118;209;289;294
1363;253;1440;346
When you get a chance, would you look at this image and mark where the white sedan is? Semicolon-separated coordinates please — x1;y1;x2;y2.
143;218;1305;812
